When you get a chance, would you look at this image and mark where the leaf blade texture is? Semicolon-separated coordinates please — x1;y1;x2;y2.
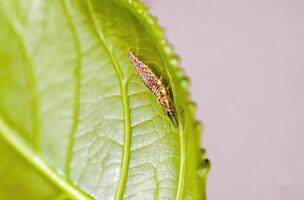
0;0;209;199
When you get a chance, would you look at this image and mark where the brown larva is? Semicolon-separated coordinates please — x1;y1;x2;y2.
128;50;178;127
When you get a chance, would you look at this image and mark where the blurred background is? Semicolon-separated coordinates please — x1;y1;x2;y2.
147;0;304;199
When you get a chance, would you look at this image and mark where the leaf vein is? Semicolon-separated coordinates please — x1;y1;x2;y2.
0;1;41;149
86;1;132;199
61;0;82;177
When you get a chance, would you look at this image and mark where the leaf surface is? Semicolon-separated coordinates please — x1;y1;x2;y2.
0;0;209;199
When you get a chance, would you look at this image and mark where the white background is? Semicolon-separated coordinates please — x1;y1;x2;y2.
148;0;304;199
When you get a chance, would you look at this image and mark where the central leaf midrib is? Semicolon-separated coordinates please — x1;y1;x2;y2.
87;1;131;200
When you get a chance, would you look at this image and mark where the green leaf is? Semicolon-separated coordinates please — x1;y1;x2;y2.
0;0;209;199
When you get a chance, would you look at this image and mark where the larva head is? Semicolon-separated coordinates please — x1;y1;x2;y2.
160;94;178;127
167;110;178;128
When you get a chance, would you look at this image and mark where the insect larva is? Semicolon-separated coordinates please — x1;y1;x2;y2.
128;50;178;127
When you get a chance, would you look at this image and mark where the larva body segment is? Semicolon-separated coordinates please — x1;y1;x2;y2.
128;51;178;127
